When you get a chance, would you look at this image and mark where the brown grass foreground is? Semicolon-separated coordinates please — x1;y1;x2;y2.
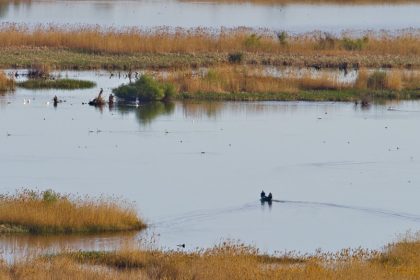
2;25;420;70
0;189;145;234
0;237;420;279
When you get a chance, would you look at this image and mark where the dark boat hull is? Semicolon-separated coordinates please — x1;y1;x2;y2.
260;197;272;202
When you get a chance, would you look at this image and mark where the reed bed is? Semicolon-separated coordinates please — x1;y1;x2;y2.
158;66;420;99
0;189;145;234
2;25;420;70
2;25;420;58
1;237;420;279
161;66;352;94
0;71;15;92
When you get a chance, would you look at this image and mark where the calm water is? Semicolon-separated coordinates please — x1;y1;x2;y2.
1;1;420;32
1;70;420;259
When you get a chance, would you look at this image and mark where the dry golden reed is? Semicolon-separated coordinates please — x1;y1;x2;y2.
1;24;420;57
0;71;15;92
0;189;145;234
159;66;418;95
1;238;420;279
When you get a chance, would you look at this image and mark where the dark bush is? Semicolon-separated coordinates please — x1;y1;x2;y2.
228;52;244;64
113;75;177;102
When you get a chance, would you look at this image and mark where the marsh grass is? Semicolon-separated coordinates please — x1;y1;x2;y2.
157;66;420;101
18;79;96;90
2;25;420;57
0;71;15;92
0;189;145;234
1;238;420;279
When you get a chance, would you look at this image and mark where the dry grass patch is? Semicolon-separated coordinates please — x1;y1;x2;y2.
0;71;15;92
0;189;145;234
2;24;420;59
162;66;354;95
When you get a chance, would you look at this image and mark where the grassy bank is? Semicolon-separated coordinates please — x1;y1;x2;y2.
1;237;420;279
0;189;145;234
17;79;96;90
2;26;420;70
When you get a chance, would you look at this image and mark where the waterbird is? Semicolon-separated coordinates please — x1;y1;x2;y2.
177;244;185;248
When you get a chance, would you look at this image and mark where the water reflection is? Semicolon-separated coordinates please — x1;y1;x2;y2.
115;102;175;126
0;232;137;261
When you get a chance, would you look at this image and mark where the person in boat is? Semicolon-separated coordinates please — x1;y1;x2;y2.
267;192;273;200
108;93;114;105
260;190;266;199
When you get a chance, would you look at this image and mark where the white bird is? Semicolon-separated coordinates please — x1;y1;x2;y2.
46;101;50;106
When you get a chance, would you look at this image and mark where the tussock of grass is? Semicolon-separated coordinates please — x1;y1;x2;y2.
18;79;96;90
0;71;15;92
0;189;145;234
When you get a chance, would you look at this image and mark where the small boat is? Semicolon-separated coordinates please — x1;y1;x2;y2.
260;196;272;202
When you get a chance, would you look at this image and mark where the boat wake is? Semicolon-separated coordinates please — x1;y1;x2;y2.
151;202;257;229
150;199;420;231
273;200;420;222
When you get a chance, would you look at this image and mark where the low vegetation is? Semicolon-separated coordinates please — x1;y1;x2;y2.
113;75;176;102
2;25;420;70
17;79;96;90
0;71;15;92
0;189;145;234
0;237;420;279
154;66;420;101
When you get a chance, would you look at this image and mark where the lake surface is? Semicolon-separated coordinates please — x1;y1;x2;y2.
1;1;420;33
1;70;420;259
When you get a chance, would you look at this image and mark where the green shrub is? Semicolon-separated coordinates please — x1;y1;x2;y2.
367;71;387;90
277;31;288;46
228;52;244;64
341;36;368;51
42;189;60;204
113;75;177;102
244;34;262;49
